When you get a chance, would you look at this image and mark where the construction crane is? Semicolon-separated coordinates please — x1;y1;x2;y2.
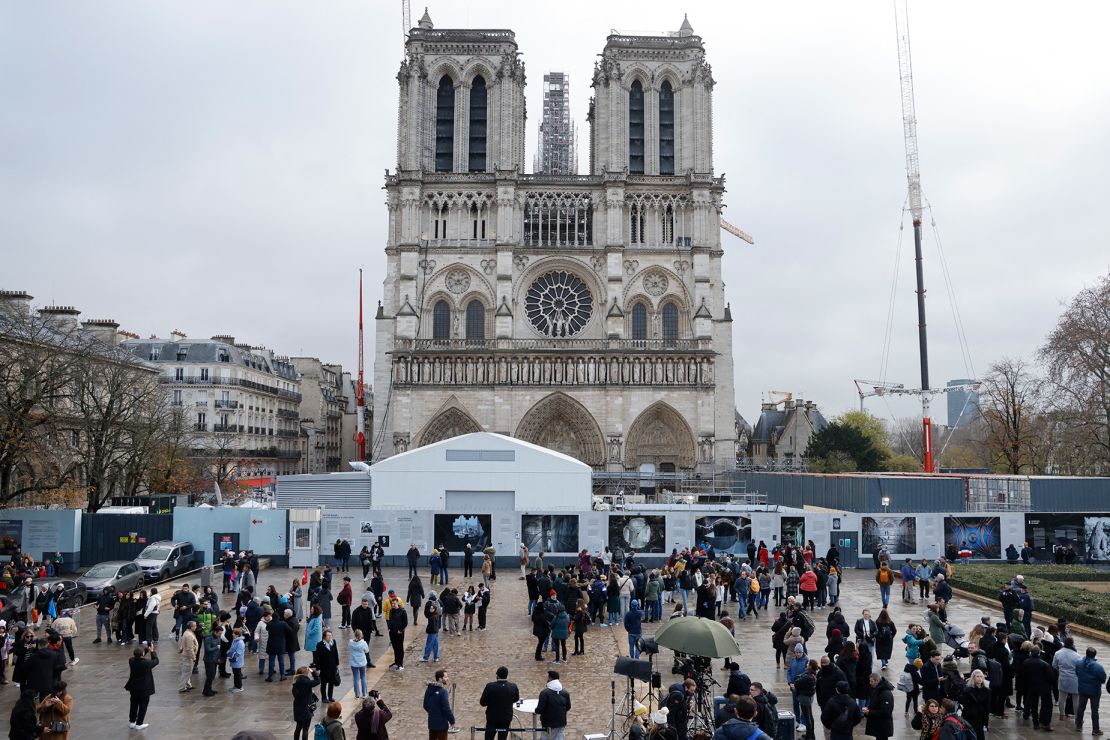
719;217;754;244
893;0;937;472
852;379;905;412
401;0;411;47
764;390;793;407
354;269;367;461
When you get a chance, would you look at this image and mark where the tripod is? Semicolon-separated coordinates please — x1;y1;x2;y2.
608;675;656;739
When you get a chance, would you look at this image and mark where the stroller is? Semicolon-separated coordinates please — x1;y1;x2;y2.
945;622;970;658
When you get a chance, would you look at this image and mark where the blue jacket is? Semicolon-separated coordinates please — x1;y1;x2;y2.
714;718;770;740
623;608;644;636
424;682;455;730
348;638;370;668
1076;656;1107;697
305;616;323;652
551;611;571;640
228;636;245;669
787;655;808;684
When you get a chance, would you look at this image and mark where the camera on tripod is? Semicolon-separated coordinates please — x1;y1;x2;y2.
671;652;712;678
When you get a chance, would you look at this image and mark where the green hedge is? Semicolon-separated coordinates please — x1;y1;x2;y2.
949;565;1110;633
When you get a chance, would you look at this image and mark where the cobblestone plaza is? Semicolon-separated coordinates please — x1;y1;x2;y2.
2;565;1108;738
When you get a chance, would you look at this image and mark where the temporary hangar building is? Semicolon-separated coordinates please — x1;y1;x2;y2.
369;432;592;511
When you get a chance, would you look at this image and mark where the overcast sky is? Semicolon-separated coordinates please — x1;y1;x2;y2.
3;2;1108;431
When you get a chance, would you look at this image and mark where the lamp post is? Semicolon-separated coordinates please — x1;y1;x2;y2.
881;496;891;513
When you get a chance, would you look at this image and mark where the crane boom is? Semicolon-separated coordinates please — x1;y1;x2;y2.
356;268;366;461
719;217;754;244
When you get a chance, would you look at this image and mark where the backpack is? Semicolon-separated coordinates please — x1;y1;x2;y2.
936;716;974;740
796;610;815;640
313;722;328;740
896;671;915;692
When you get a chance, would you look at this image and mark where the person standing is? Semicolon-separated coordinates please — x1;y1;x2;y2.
51;610;78;666
482;555;493;590
177;620;198;692
291;666;322;740
354;690;392;740
92;586;116;644
227;627;246;693
875;563;894;609
321;701;347;740
143;587;161;644
862;672;894;740
284;608;301;673
266;610;292;681
480;666;520;740
349;628;371;698
36;680;72;740
464;543;475;579
338;577;354;630
352;598;378;650
360;546;373;581
1052;636;1081;722
407;543;421;580
407;576;425;627
421;600;442;663
532;599;553;662
314;629;341;703
477;583;491;631
551;606;570;664
820;680;860;740
201;625;222;696
424;668;456;740
1021;646;1056;731
959;670;991;740
537;669;571;740
875;610;897;670
9;687;41;739
125;643;158;730
855;609;877;660
387;596;408;671
1075;647;1106;735
571;605;589;656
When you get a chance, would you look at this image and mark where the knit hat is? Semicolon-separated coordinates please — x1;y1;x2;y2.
836;681;851;694
913;658;923;668
633;702;648;716
794;644;805;654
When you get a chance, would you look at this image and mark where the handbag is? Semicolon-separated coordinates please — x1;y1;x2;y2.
50;721;70;733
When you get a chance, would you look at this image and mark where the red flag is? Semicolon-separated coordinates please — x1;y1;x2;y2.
301;567;308;585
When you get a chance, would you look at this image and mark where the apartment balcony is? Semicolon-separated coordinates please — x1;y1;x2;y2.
277;409;299;419
195;400;208;407
276;429;299;438
163;375;302;402
215;400;239;409
213;424;237;433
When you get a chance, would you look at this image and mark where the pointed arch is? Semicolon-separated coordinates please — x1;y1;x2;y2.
625;401;696;469
659;79;675;175
435;75;455;172
515;392;605;467
468;75;488;172
417;399;482;447
629;79;645;174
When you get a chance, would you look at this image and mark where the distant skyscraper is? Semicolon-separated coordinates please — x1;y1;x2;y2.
534;72;577;174
947;378;980;427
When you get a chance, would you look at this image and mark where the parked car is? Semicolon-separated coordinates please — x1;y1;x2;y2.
134;541;197;583
78;560;144;600
37;579;88;611
0;594;16;624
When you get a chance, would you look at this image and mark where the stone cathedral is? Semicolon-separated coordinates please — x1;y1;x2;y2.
373;11;737;475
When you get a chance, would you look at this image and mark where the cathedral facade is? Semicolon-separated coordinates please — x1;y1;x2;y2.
373;11;736;474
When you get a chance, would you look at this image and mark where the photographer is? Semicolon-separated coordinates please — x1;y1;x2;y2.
35;680;72;739
291;665;322;740
125;642;158;731
354;690;393;740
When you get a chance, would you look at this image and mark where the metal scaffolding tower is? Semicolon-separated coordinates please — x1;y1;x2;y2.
534;72;578;175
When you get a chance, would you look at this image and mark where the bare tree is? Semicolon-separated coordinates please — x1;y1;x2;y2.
978;357;1045;474
1040;272;1110;473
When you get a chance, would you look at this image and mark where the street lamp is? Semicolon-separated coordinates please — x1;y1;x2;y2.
881;496;891;513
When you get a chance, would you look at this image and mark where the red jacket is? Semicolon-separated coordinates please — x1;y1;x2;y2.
799;571;818;593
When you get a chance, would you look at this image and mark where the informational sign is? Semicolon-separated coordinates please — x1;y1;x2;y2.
0;520;23;556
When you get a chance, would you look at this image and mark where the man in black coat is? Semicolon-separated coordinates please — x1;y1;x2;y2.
536;670;571;736
863;673;894;740
386;596;408;669
1020;647;1057;730
532;603;552;661
820;680;860;740
265;614;291;681
816;655;847;707
407;544;421;579
352;597;378;639
125;643;159;730
479;666;520;740
26;639;59;701
920;653;944;703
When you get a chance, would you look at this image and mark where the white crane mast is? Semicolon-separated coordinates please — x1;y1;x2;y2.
894;0;923;224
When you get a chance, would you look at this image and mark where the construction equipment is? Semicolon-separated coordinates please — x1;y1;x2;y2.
764;390;793;407
719;217;754;244
401;0;411;46
355;269;366;461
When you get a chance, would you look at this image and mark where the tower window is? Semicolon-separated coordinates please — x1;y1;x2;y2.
465;300;485;340
662;204;675;245
662;302;679;344
432;299;451;340
631;303;648;341
629;80;645;174
435;76;455;172
468;76;487;172
629;203;645;245
659;80;675;175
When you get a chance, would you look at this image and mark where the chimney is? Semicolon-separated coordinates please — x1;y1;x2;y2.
0;290;33;318
81;319;121;347
38;305;81;332
211;335;235;345
170;329;187;341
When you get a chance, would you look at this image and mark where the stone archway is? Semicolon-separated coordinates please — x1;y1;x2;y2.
624;401;696;470
514;392;606;468
417;403;482;447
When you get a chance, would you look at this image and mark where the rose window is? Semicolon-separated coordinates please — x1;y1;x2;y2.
525;271;593;337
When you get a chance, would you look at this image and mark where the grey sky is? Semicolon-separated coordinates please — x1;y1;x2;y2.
3;1;1108;430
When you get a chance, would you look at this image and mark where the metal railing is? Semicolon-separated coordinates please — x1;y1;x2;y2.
214;400;239;409
398;337;705;352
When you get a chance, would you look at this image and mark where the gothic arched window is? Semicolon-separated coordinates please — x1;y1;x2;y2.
465;299;486;340
432;299;451;340
662;302;680;344
435;75;455;172
468;76;487;172
659;80;675;175
631;303;648;341
629;80;645;174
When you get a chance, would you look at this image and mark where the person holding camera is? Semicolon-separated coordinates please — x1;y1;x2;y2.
35;680;72;739
353;689;393;740
291;665;322;740
125;642;158;731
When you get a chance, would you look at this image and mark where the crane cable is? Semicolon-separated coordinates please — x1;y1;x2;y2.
879;203;909;385
926;203;976;380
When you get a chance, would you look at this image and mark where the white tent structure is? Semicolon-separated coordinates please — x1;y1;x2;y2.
369;432;592;511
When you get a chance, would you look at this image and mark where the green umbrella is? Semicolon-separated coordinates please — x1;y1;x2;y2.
652;616;742;658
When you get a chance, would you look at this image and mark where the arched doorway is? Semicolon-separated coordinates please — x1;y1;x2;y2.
515;392;606;468
417;404;482;447
624;401;696;470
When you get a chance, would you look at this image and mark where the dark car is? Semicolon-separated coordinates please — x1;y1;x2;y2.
0;594;16;624
37;579;88;610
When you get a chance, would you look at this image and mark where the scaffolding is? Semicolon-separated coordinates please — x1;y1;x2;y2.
534;72;578;175
591;471;766;508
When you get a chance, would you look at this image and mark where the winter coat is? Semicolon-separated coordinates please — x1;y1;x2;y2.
875;621;897;661
820;693;860;735
713;719;769;740
291;674;321;722
203;632;221;662
864;678;894;738
1052;646;1081;694
927;611;947;645
902;632;925;661
1020;654;1057;696
959;682;991;729
1076;656;1107;697
305;616;323;652
313;640;340;683
266;618;291;656
816;664;847;706
551;611;571;641
537;682;572;729
228;636;245;669
36;692;72;740
125;653;159;697
423;682;455;731
354;701;393;740
348;638;370;668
